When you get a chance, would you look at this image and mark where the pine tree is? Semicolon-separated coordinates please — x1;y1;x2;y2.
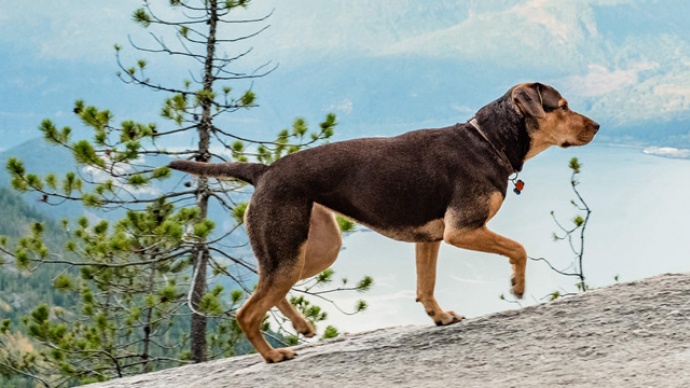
1;1;370;385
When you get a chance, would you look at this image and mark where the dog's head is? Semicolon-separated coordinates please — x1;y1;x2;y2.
511;83;599;158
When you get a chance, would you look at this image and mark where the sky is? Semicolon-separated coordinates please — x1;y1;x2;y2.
2;0;690;151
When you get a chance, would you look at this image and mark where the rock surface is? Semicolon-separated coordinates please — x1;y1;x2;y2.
85;273;690;388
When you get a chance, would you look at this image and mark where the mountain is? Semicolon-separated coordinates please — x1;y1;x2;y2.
0;140;85;221
3;1;690;152
245;57;690;149
82;273;690;388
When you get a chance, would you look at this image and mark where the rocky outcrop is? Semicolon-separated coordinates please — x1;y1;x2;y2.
85;273;690;388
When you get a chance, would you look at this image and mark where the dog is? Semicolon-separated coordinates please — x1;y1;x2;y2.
169;82;599;363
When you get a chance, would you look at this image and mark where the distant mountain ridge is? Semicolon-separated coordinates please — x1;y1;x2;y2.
3;1;690;152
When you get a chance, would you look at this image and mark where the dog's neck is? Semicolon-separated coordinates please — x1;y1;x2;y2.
468;118;515;174
468;118;528;174
473;96;532;173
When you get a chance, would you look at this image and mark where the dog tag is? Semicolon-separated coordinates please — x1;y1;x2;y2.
513;180;525;195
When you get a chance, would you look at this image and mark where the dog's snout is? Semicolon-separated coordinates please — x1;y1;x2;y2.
590;121;600;133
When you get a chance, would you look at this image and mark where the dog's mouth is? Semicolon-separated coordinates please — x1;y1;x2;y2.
579;131;598;145
562;131;597;148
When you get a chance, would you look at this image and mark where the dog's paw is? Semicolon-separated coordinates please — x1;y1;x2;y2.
293;320;317;338
264;348;297;363
434;310;465;326
510;277;525;299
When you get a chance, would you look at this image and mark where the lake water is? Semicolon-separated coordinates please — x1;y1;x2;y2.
315;144;690;333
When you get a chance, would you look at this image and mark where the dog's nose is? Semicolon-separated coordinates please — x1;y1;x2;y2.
592;121;600;132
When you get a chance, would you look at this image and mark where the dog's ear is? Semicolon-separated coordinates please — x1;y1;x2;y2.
512;83;545;119
512;83;561;119
538;84;561;111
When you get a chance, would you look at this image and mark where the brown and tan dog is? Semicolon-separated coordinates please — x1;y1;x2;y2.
169;82;599;363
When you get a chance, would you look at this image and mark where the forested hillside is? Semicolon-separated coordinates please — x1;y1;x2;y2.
0;187;75;387
0;187;259;387
0;187;72;324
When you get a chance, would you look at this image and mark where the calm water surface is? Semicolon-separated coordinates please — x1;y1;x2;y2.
319;144;690;333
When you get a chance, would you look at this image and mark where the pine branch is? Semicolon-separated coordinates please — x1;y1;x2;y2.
0;361;51;388
21;248;194;269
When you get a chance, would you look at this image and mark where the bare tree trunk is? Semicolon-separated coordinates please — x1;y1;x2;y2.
190;0;219;364
142;262;156;371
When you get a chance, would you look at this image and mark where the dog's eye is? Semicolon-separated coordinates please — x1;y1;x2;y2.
560;105;569;112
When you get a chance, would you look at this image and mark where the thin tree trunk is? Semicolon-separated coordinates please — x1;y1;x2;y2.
142;262;156;371
190;0;219;363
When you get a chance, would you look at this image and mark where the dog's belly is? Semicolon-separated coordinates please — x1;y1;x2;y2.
361;218;445;243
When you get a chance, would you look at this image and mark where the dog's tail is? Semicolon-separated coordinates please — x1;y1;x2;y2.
168;160;268;186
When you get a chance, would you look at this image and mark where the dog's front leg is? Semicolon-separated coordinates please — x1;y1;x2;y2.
443;226;527;298
416;241;465;326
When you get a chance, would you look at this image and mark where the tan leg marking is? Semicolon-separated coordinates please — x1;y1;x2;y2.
276;298;316;337
236;244;307;363
443;193;527;298
301;204;342;279
416;241;465;325
277;204;341;338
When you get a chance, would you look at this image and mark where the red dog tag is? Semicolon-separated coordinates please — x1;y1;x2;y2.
513;180;525;195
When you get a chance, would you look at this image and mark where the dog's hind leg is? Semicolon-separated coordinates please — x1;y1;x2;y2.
276;298;316;338
236;198;311;363
416;241;465;326
276;204;342;338
236;256;306;362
